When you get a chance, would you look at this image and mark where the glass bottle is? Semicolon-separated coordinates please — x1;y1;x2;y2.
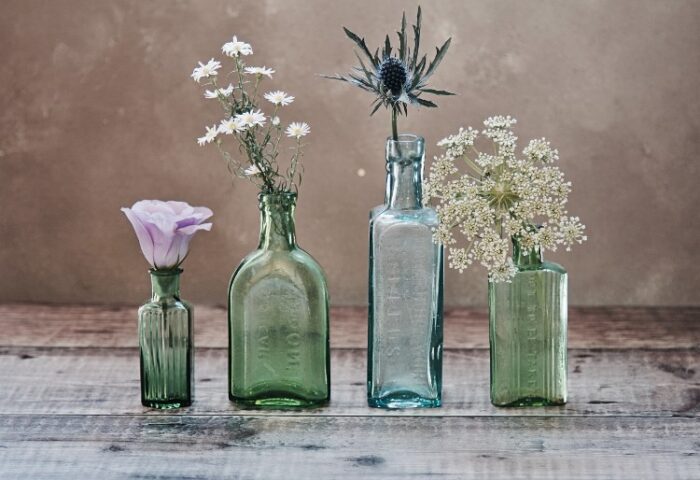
138;269;193;409
228;192;330;408
489;238;568;407
368;134;444;409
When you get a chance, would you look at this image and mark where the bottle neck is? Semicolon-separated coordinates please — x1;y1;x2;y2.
386;135;425;210
258;193;297;251
150;269;181;301
512;237;543;267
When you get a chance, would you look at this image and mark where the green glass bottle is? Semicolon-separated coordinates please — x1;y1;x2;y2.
228;192;330;408
138;269;193;409
489;238;567;407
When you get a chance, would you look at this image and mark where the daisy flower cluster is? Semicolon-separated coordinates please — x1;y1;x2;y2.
192;36;310;193
424;116;587;282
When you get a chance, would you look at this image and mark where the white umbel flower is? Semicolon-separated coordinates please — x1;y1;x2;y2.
244;164;261;176
264;90;294;106
235;109;266;128
222;36;253;57
285;122;310;138
271;116;280;126
197;125;219;146
191;58;222;83
244;66;274;78
204;84;234;99
218;117;245;135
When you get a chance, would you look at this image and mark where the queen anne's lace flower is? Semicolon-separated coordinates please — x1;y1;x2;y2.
424;116;587;282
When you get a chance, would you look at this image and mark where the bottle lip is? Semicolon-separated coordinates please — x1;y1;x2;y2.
386;133;424;145
149;268;183;276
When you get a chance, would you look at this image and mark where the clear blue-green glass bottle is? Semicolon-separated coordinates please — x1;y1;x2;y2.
368;134;444;409
138;269;194;409
489;238;568;407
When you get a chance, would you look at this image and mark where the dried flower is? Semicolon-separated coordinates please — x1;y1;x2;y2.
324;6;454;140
286;122;310;139
424;116;587;282
222;36;253;57
193;37;309;193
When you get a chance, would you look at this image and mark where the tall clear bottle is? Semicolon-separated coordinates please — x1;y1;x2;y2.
138;269;194;409
489;238;568;406
368;134;444;409
228;192;330;408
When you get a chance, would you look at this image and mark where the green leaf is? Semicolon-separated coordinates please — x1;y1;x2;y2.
398;11;407;61
343;27;377;67
424;37;451;80
412;6;422;69
370;99;384;116
419;87;456;96
415;97;438;107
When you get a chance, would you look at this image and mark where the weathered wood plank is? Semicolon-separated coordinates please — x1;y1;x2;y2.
0;415;697;480
0;346;696;417
0;304;698;349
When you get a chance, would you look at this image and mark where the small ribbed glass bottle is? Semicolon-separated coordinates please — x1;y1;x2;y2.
489;239;568;406
368;134;444;409
138;269;194;409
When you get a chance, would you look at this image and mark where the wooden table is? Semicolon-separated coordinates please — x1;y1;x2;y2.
0;305;698;479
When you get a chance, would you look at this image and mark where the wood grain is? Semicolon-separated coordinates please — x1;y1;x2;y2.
0;304;698;349
0;304;698;479
0;415;698;480
0;346;696;417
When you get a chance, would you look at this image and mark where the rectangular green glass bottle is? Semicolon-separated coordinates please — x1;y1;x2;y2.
489;240;567;407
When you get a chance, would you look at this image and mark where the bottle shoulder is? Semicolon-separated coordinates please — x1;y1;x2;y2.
230;246;327;286
138;298;190;315
518;261;567;275
371;206;438;228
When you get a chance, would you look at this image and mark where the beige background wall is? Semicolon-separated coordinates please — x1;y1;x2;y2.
1;0;699;307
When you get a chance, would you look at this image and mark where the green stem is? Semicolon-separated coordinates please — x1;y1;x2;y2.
391;107;398;141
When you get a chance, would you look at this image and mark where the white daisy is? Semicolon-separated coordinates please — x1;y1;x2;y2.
191;58;222;83
235;109;266;128
271;116;280;126
285;122;310;139
204;84;235;99
264;90;294;106
222;36;253;57
244;164;261;176
244;66;274;78
197;125;219;146
218;117;245;135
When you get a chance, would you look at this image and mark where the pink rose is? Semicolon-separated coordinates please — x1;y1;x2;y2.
121;200;213;269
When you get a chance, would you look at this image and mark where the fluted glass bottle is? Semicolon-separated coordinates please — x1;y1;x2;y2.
489;239;568;407
228;192;330;408
138;269;193;409
368;134;444;409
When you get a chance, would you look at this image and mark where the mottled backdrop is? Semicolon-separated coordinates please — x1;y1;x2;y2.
1;0;699;306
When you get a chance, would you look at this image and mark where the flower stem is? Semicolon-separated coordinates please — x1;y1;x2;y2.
391;107;398;141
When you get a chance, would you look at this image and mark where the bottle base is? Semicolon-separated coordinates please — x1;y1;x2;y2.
368;391;441;409
491;396;566;408
230;392;329;410
142;398;192;409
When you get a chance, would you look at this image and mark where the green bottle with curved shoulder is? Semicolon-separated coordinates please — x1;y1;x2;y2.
228;192;330;408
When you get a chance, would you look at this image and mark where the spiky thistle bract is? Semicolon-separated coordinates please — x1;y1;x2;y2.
325;6;454;140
